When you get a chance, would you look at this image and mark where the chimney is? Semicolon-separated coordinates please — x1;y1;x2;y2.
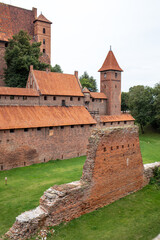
32;7;37;19
74;71;78;79
30;65;33;72
46;67;50;73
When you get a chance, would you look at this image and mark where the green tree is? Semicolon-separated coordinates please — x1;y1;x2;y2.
121;92;129;113
79;71;97;92
152;83;160;130
128;85;154;134
51;64;63;73
4;30;49;88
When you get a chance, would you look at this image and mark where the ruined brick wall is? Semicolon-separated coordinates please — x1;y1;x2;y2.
0;124;94;171
0;42;6;86
6;126;145;239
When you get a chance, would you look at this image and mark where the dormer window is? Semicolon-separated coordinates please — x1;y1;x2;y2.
43;28;45;34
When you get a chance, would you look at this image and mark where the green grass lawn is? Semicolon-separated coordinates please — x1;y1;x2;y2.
139;128;160;163
0;130;160;239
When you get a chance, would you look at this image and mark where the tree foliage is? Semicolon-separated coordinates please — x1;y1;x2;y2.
128;85;154;134
79;71;97;92
151;83;160;130
4;30;49;88
121;92;129;113
51;64;63;73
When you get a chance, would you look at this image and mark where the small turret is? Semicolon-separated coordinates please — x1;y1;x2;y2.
33;13;52;64
99;48;123;115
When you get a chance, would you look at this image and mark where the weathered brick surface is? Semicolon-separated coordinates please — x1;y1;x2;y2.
0;42;6;86
100;71;121;115
0;124;94;171
6;126;146;239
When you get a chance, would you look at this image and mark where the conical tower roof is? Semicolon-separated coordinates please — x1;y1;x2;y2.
98;49;123;72
34;14;52;24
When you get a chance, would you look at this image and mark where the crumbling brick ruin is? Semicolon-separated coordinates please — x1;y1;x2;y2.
6;126;147;239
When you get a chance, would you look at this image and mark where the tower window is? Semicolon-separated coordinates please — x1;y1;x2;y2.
43;28;46;34
43;39;45;45
43;49;45;53
115;73;117;78
70;97;73;101
104;72;106;78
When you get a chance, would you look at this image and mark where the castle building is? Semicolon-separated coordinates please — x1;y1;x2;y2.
0;3;52;86
0;4;134;171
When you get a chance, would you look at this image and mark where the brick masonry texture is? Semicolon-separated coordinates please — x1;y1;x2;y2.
0;124;94;171
6;126;147;239
0;3;51;85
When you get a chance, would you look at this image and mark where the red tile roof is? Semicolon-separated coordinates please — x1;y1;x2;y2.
0;3;35;42
83;87;90;93
0;106;96;130
90;92;107;99
100;114;135;123
33;70;84;97
34;14;52;24
0;87;39;96
98;50;123;72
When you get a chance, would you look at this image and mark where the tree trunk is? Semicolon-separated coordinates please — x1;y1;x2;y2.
140;124;144;134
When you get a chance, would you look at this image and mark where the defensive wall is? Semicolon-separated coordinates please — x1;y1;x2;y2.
0;105;97;171
6;126;148;239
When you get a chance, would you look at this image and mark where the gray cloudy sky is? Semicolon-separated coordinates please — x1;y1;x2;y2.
1;0;160;91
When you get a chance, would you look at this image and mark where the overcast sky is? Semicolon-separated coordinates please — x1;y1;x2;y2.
1;0;160;91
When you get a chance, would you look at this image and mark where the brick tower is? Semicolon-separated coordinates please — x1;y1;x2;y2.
98;48;123;115
33;14;52;64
